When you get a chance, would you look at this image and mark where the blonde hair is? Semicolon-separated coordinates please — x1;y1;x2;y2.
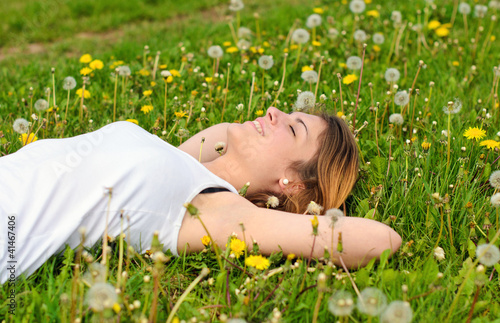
247;114;359;214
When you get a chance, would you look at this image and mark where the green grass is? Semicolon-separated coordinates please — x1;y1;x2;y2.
1;0;500;322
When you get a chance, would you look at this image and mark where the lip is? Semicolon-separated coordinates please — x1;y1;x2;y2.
254;118;265;136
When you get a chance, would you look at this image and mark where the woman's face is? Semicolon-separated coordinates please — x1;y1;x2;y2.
225;107;327;192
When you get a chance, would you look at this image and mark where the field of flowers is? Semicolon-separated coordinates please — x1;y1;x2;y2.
1;0;500;322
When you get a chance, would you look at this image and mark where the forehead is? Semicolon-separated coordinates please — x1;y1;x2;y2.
292;112;327;136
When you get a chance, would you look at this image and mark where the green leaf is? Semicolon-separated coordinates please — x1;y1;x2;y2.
381;269;398;283
365;208;376;219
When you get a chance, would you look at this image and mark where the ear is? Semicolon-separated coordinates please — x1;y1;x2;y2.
279;178;305;196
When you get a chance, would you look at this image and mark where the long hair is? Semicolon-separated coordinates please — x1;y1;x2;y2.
246;114;359;214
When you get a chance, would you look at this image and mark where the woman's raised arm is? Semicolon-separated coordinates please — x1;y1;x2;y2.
178;123;230;162
178;192;402;269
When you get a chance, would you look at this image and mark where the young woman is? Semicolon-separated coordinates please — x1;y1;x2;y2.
0;107;401;283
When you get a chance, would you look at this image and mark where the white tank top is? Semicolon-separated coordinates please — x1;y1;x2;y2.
0;121;236;282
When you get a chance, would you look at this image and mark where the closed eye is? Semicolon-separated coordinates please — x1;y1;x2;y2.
290;125;296;136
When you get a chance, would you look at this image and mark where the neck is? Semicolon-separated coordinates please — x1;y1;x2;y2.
203;156;256;194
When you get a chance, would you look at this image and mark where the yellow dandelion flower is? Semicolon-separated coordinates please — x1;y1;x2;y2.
283;48;289;53
80;67;93;76
223;41;232;47
205;77;213;83
337;111;344;117
312;41;321;47
311;215;319;228
421;141;431;150
89;59;104;70
201;235;211;246
166;76;173;83
245;255;270;270
257;48;264;54
79;54;92;63
464;127;486;140
112;303;121;314
174;111;187;118
287;253;296;261
141;105;154;114
191;90;198;96
302;66;313;72
226;46;239;53
341;0;347;4
19;133;38;146
126;119;139;125
435;27;450;37
373;45;381;52
143;90;153;97
343;74;358;85
255;109;264;116
313;7;324;14
229;238;246;258
250;46;257;53
339;62;347;68
159;64;167;69
290;44;298;50
480;140;499;150
367;10;380;18
150;81;157;87
76;89;91;99
262;41;270;47
168;69;179;77
491;35;496;42
139;69;150;76
442;23;452;28
428;20;441;30
364;0;372;3
452;61;460;66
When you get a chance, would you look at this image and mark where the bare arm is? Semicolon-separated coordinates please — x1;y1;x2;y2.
178;193;402;268
178;123;230;162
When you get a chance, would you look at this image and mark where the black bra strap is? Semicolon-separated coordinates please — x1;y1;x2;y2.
199;187;230;194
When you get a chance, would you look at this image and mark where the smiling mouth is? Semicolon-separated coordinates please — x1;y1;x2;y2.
252;120;264;136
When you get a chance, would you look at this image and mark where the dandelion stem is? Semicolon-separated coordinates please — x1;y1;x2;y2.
101;189;112;270
375;102;380;156
352;45;366;131
463;13;469;42
294;43;302;68
117;212;124;288
221;63;231;122
433;208;445;251
314;57;324;101
152;51;160;80
64;90;70;122
466;286;481;323
299;234;316;292
164;81;168;130
339;255;362;300
338;75;344;114
271;53;288;107
166;268;210;323
52;70;57;109
79;80;85;124
446;109;452;170
247;72;256;119
312;292;323;323
113;72;118;122
450;0;459;26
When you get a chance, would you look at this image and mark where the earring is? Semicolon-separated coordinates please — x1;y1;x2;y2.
283;178;289;185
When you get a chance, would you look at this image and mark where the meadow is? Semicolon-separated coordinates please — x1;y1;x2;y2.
1;0;500;322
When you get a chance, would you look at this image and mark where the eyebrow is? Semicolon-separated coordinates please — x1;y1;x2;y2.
296;118;308;137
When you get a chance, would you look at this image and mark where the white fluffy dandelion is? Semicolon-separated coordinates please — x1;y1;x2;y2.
389;113;404;125
301;70;319;83
237;39;251;50
380;301;413;323
292;28;310;44
228;0;244;11
474;4;488;18
459;2;472;15
238;27;252;39
258;55;274;70
394;91;410;106
295;91;315;111
490;193;500;207
34;98;49;111
346;55;362;70
489;170;500;189
349;0;366;14
373;32;385;44
433;246;445;261
85;282;118;312
118;65;131;77
442;98;462;114
328;290;354;317
208;45;224;59
266;196;279;208
306;14;322;28
384;68;400;82
161;70;172;78
354;29;368;42
13;118;30;134
306;201;323;215
357;287;387;316
328;28;340;39
63;76;77;90
391;11;403;24
325;208;344;226
476;243;500;266
490;1;500;9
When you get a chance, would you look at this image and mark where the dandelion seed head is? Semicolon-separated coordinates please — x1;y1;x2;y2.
459;2;472;14
490;1;500;10
63;76;77;90
389;113;404;125
228;0;244;12
34;99;49;111
346;55;362;70
325;208;344;226
237;39;251;50
490;193;500;207
13;118;30;134
85;282;118;312
391;10;403;24
443;98;462;114
258;55;274;70
394;91;410;106
349;0;366;14
354;29;368;42
266;196;279;208
328;28;340;39
306;201;323;215
117;65;131;77
433;246;445;261
208;45;224;59
161;70;172;78
292;28;310;44
474;4;488;18
238;27;252;39
385;68;400;82
306;14;322;28
380;301;413;323
295;91;315;111
489;170;500;189
328;290;354;317
373;32;385;44
357;287;387;316
476;243;500;266
301;70;319;83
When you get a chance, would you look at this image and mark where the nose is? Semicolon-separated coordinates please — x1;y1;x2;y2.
266;106;283;125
